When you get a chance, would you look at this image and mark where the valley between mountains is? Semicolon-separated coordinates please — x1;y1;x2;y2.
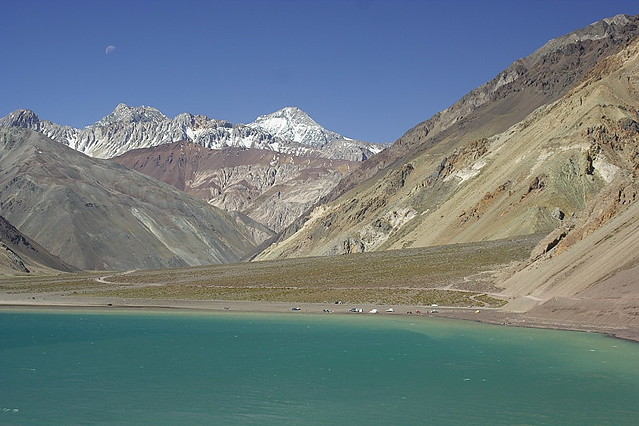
2;14;639;340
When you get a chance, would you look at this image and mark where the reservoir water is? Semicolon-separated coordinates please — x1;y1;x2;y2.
1;309;638;425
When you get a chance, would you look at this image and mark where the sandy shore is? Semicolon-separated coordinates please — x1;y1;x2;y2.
2;291;637;343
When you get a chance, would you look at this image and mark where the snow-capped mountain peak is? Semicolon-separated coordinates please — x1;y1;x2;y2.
248;106;343;148
1;109;42;129
95;103;168;126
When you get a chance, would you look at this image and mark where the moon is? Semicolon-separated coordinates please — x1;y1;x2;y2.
105;45;117;55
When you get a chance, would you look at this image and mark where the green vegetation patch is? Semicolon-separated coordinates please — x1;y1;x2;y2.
473;293;508;307
0;273;105;293
1;236;531;308
86;285;506;307
105;235;540;290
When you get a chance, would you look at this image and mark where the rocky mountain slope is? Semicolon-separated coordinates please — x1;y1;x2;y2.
0;127;258;270
255;14;639;324
0;214;75;274
496;35;639;322
258;14;639;260
0;105;383;161
308;14;639;209
111;142;359;234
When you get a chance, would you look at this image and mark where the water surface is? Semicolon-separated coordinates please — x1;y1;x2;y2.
1;309;638;424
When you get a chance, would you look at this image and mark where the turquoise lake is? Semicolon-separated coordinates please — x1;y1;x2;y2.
1;309;638;425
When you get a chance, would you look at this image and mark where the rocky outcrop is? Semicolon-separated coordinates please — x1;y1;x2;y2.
0;213;75;274
0;243;29;273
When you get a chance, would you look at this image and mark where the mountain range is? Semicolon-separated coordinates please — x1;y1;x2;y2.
0;105;383;161
1;13;639;332
0;105;380;236
0;127;258;270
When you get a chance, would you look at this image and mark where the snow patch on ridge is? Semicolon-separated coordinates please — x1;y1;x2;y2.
593;157;619;183
448;159;487;183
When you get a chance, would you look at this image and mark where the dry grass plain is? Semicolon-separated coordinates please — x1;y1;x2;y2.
0;235;541;308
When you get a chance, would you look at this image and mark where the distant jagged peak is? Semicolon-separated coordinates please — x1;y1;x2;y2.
173;111;233;129
94;102;168;126
248;106;344;147
602;13;632;26
263;106;312;122
529;14;639;65
0;109;41;129
251;106;320;130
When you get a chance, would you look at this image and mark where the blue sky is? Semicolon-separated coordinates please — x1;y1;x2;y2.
2;1;638;143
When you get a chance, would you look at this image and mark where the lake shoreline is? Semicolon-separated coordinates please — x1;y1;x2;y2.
2;292;637;344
